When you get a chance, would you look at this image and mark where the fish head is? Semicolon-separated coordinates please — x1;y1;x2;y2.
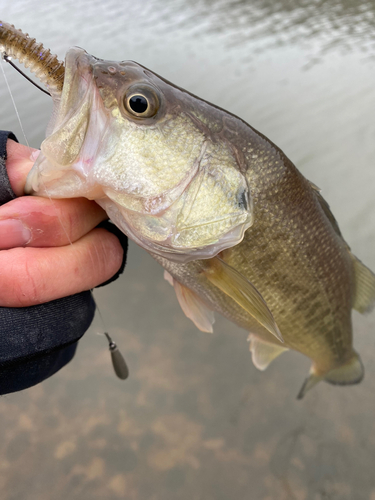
26;47;253;262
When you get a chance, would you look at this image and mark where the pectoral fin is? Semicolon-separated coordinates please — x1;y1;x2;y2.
164;270;174;286
164;271;215;333
201;257;283;342
248;334;288;370
350;252;375;314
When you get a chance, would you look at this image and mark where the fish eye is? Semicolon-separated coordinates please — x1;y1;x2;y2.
129;95;148;114
124;85;160;118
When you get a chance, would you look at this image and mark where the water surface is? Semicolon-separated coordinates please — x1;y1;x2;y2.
1;1;375;499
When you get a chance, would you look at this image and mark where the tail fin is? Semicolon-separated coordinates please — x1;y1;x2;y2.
297;372;322;399
324;351;364;386
297;352;364;399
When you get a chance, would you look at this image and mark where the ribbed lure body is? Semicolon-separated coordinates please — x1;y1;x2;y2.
0;21;64;97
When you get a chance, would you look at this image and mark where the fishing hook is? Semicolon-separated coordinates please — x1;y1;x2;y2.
2;52;51;96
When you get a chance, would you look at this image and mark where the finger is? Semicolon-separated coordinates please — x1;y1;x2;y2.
0;195;108;249
0;228;124;307
5;139;37;196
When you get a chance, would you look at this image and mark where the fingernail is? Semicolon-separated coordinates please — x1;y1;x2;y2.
0;219;32;249
30;149;40;162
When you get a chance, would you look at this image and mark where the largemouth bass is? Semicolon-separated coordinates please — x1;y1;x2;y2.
1;22;375;398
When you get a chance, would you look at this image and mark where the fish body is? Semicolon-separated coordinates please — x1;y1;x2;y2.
157;164;367;396
2;23;374;396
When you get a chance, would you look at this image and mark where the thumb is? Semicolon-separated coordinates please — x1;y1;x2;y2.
5;139;39;197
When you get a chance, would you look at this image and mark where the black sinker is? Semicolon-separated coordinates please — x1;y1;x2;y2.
129;95;148;113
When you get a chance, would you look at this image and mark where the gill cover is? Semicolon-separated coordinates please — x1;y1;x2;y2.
25;47;253;263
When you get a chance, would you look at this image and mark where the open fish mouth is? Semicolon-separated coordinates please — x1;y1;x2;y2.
25;47;111;199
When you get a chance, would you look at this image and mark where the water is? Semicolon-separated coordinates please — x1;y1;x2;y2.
1;1;375;498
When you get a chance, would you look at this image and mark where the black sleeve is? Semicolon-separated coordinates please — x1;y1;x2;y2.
0;131;127;394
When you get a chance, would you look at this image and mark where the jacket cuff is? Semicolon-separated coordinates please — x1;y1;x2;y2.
0;130;18;205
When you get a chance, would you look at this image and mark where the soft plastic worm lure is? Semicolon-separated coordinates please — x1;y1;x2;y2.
0;20;65;96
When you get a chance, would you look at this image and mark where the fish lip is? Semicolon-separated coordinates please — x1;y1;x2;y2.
67;46;94;76
69;47;96;94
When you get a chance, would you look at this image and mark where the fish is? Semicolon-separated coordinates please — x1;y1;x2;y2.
1;21;375;398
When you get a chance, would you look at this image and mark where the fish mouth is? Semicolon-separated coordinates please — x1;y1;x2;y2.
25;47;111;198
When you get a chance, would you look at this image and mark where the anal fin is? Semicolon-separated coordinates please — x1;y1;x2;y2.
248;334;288;371
164;271;215;333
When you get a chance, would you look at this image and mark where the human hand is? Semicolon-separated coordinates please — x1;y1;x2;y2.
0;139;124;307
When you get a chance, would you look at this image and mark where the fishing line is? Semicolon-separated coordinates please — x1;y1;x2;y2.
95;300;129;380
0;55;30;149
38;179;74;247
1;54;74;247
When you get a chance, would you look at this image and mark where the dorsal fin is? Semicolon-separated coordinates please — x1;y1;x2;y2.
309;181;375;314
349;253;375;314
309;181;343;239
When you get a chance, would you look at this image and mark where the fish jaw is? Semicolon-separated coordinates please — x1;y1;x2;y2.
25;47;111;200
